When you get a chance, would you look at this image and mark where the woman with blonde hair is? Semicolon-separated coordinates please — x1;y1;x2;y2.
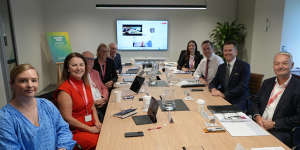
0;64;75;149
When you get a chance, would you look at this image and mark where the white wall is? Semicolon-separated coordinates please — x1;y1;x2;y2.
10;0;57;92
281;0;300;69
44;0;237;63
250;0;285;79
237;0;255;62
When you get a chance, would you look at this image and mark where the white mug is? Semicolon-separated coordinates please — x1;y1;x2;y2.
114;91;122;103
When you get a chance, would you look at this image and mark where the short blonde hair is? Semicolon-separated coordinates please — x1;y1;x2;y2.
10;64;38;84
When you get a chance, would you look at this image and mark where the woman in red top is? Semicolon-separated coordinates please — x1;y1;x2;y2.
56;52;101;150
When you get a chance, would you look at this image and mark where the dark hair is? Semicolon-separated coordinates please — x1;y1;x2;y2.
185;40;198;61
96;43;108;58
61;52;89;85
201;40;214;49
223;41;238;50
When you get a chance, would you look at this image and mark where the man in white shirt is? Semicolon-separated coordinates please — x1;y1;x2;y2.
194;40;223;84
252;52;300;147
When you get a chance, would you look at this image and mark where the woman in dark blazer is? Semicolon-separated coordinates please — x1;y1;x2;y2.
93;43;118;90
177;40;203;71
93;43;118;117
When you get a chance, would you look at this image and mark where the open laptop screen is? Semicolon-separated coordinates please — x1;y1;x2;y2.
129;76;145;93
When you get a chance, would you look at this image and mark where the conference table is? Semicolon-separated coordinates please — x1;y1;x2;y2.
96;68;290;150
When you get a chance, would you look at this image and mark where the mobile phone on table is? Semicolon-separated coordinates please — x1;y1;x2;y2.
124;131;144;137
191;89;204;92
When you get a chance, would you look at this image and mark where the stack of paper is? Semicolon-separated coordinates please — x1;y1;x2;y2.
215;112;251;122
214;112;269;136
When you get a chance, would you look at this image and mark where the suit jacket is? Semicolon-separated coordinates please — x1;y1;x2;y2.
209;59;250;110
93;57;118;85
252;75;300;131
177;50;203;70
112;53;122;73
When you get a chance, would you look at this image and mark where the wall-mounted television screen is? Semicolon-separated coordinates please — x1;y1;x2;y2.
116;20;168;51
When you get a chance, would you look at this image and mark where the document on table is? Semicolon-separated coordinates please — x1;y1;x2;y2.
250;147;284;150
215;112;269;136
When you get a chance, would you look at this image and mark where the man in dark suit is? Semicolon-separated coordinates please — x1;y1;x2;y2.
109;43;122;74
252;52;300;147
209;41;250;111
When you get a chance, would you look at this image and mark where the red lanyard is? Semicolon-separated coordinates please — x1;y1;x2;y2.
267;84;286;106
69;80;89;115
99;63;106;78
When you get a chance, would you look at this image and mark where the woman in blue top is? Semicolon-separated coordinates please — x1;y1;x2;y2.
0;64;76;150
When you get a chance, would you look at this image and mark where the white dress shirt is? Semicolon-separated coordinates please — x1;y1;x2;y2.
194;53;224;83
262;74;292;121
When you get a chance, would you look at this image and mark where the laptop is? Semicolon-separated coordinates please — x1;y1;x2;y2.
129;76;145;93
125;68;139;74
122;76;145;97
132;97;159;125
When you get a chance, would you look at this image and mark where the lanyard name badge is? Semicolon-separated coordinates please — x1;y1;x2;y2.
69;80;92;122
267;84;286;106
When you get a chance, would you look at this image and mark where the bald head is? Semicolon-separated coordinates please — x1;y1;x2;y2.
109;43;118;57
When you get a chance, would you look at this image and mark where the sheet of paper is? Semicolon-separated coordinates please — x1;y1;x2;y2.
217;113;269;136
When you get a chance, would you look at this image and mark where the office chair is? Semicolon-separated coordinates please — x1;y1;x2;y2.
292;127;300;150
246;73;264;115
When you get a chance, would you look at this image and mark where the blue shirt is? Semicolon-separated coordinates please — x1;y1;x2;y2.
0;98;76;150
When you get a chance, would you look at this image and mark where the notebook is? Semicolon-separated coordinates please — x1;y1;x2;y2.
113;108;137;119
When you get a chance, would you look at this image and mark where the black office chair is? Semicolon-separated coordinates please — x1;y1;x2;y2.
292;127;300;150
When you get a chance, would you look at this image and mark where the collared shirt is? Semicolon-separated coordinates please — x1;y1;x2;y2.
262;74;292;121
194;53;224;83
227;57;236;75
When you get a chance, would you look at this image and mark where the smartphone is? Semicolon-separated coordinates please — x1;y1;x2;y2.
124;131;144;137
191;89;204;92
123;95;134;99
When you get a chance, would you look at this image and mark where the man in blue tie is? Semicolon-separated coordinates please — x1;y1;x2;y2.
209;41;250;111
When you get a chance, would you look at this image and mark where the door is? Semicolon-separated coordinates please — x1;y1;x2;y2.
0;0;18;106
